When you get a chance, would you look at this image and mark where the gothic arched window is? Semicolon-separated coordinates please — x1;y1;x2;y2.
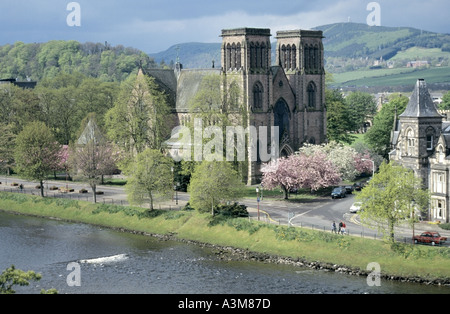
307;82;316;108
406;128;415;156
236;43;241;69
253;82;264;110
291;44;297;69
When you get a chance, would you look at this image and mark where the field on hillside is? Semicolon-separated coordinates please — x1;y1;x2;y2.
331;66;450;88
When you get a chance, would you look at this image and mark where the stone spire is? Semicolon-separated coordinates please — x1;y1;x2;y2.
399;79;443;118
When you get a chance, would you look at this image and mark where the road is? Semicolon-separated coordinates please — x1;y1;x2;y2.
1;176;449;245
244;192;450;245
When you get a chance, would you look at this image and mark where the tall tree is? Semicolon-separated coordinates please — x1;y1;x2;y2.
365;94;408;158
0;123;16;175
14;121;60;197
105;71;172;164
188;160;245;215
69;118;118;203
124;148;173;210
326;89;355;144
345;91;377;133
355;162;430;244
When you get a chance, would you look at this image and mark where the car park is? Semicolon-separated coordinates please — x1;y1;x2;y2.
331;187;346;199
413;232;447;246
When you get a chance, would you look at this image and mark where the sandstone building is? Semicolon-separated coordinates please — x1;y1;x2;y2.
390;79;449;223
145;27;327;184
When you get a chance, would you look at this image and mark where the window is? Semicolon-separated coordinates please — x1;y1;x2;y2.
307;82;316;108
253;82;263;110
406;129;415;156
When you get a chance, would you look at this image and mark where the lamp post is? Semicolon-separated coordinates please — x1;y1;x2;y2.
256;186;261;221
362;159;375;179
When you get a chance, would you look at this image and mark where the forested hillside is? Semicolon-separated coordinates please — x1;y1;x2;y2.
0;40;156;82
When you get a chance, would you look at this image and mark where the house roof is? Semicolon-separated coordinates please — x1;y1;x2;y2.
399;79;443;119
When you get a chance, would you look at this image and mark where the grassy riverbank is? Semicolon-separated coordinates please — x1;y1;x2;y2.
1;191;449;283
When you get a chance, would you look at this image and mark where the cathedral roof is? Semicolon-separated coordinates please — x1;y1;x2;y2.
399;79;443;119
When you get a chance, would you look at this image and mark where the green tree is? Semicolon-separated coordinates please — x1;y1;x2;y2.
188;160;245;215
70;118;118;203
365;94;408;158
124;148;173;210
355;162;430;244
326;89;355;144
105;71;172;164
438;91;450;110
345;91;377;132
0;123;16;175
0;265;42;294
14;121;61;197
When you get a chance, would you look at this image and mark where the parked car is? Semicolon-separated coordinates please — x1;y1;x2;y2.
413;232;447;246
353;182;365;191
349;202;362;213
344;186;354;194
331;187;346;199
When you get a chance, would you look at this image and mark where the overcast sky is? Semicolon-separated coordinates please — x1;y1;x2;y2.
1;0;449;53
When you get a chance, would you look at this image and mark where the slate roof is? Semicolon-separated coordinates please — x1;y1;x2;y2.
399;79;443;118
175;68;221;112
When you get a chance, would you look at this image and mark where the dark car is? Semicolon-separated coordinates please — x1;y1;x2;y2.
344;186;354;194
331;187;346;199
413;232;447;246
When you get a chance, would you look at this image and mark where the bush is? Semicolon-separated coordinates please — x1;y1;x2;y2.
439;223;450;231
209;203;249;226
214;203;249;218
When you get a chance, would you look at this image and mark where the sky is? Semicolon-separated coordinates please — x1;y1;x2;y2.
0;0;449;53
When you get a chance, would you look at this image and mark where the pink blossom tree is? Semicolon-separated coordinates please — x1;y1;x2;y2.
261;151;341;199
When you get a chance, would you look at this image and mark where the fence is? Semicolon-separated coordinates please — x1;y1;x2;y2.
0;186;183;211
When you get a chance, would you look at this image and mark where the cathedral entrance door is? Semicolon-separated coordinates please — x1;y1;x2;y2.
274;98;291;155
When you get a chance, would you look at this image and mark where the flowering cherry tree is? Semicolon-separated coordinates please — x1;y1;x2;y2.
261;151;341;199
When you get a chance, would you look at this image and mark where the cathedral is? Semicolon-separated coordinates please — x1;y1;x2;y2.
390;79;449;223
145;27;327;184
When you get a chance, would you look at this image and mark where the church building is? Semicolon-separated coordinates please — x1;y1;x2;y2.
145;27;327;184
390;79;450;223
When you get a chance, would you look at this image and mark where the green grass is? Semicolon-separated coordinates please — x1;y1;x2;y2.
390;47;450;62
0;191;449;281
331;66;450;87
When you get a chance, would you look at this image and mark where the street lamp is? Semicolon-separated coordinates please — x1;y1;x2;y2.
362;159;375;179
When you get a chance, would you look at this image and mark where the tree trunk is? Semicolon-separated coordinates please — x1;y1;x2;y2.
282;185;289;200
388;220;395;244
92;184;97;203
40;180;44;197
149;192;154;211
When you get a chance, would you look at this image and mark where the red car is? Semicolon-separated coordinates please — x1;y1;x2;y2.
413;232;447;246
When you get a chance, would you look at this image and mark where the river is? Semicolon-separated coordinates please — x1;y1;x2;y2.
0;211;448;295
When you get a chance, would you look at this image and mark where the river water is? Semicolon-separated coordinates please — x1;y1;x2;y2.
0;211;448;295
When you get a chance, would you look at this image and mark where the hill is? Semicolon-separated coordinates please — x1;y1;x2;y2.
315;22;450;60
148;23;450;90
0;40;156;82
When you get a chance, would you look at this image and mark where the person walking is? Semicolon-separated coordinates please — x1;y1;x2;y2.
338;221;343;234
341;222;346;235
332;221;337;234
